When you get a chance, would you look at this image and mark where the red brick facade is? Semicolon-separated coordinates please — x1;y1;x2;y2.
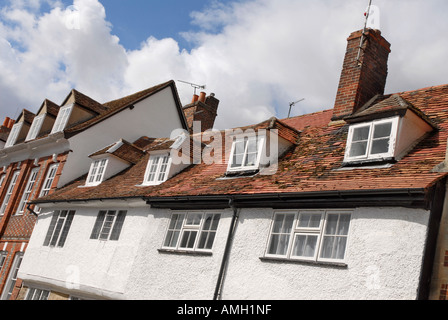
0;152;67;299
332;29;391;121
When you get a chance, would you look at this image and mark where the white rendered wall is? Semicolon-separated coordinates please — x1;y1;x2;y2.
18;203;150;300
221;207;430;300
58;87;185;188
19;204;430;300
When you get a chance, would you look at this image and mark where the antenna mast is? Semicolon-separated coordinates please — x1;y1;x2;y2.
288;98;305;118
178;80;206;95
356;0;373;66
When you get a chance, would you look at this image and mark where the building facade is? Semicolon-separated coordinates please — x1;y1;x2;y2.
0;80;192;300
11;28;448;300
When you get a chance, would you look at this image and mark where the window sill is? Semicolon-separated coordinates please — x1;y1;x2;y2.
157;248;213;256
259;256;348;268
341;157;396;168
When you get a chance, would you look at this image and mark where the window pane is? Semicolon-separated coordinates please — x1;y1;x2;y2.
292;234;318;258
373;122;392;139
57;211;75;247
244;152;258;167
320;236;348;260
90;211;106;240
352;126;370;141
336;214;351;235
298;213;321;228
99;211;116;240
325;214;338;235
180;230;197;249
268;234;290;255
110;211;127;241
50;212;67;246
43;211;60;246
349;141;368;157
186;213;202;226
164;230;180;247
370;138;390;155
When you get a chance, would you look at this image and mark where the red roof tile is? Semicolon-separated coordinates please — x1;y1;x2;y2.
34;84;448;204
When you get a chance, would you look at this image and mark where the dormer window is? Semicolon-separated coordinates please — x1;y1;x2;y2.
143;154;171;186
4;123;23;148
25;115;45;141
51;104;73;134
227;135;265;173
344;117;399;163
86;159;108;186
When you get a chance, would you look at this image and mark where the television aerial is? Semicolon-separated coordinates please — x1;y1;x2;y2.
288;98;305;118
178;80;206;95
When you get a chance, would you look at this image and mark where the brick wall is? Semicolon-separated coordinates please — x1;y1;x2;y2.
0;152;68;300
332;29;391;121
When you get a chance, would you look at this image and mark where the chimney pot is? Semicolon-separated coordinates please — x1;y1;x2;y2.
199;92;207;103
3;117;10;128
191;94;199;103
7;119;15;129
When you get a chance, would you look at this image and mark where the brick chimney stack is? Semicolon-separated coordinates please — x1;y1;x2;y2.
183;92;220;132
332;29;391;121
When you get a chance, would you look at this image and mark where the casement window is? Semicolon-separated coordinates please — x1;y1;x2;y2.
0;174;5;189
4;122;23;148
0;252;23;300
227;135;265;172
16;168;39;215
143;154;171;185
39;163;59;197
86;159;108;186
43;210;76;248
266;210;352;263
344;117;399;162
25;288;50;300
25;115;45;141
0;171;20;215
90;210;127;241
163;212;221;251
51;104;73;134
0;251;7;271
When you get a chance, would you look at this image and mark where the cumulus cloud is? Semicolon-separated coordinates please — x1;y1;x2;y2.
0;0;448;129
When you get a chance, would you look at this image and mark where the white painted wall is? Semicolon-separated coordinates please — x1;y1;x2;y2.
58;87;185;188
18;202;150;300
19;203;430;300
222;207;429;300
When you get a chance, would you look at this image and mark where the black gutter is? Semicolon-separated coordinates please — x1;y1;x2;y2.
213;198;239;301
146;188;428;210
417;178;447;300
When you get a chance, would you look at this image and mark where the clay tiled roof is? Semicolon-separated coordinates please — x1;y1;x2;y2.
33;84;448;204
89;139;146;165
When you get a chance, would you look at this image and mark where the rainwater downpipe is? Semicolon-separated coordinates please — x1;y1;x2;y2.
213;198;239;300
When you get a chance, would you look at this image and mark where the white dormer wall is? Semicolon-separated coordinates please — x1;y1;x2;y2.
58;86;186;188
395;110;434;159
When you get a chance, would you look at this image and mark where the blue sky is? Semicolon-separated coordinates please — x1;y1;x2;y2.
0;0;448;129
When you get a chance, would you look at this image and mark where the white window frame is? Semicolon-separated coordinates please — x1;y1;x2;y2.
51;104;73;134
0;251;7;271
25;288;51;300
143;154;171;186
344;116;400;163
162;212;221;252
0;171;20;215
0;174;5;189
43;210;76;248
16;167;40;215
5;122;23;148
227;134;265;172
0;252;23;300
86;158;108;186
25;114;45;142
265;210;352;263
39;163;59;197
90;210;127;241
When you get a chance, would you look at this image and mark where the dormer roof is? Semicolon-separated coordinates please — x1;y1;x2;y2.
89;139;146;165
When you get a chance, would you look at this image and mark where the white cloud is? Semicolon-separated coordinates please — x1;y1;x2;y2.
0;0;447;129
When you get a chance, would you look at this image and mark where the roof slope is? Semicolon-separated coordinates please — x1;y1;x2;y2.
34;84;448;203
